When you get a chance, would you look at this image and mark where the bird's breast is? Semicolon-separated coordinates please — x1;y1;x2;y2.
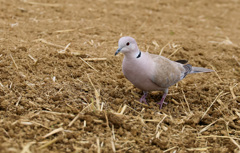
122;56;163;91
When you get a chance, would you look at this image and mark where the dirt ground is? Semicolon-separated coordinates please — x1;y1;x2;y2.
0;0;240;152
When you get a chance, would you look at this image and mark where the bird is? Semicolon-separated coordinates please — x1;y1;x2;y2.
115;36;213;109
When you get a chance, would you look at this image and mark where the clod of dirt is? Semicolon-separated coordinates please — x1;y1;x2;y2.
0;90;5;96
0;100;10;110
151;138;169;150
130;127;141;137
51;94;61;101
17;46;28;52
184;111;202;127
117;127;124;136
107;113;124;128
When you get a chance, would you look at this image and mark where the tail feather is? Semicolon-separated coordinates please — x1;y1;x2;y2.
191;67;214;73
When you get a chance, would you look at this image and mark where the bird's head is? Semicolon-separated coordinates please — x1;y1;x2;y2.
115;36;139;56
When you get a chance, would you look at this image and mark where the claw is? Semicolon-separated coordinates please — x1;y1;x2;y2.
139;91;149;105
157;93;168;109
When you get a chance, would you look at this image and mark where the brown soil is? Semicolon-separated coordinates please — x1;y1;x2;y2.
1;0;240;152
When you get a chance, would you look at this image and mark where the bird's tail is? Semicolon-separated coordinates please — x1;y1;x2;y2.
190;66;214;74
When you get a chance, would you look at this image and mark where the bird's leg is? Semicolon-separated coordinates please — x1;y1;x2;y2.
140;91;148;105
157;93;168;109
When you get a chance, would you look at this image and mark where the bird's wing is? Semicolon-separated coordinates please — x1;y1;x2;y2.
149;54;187;88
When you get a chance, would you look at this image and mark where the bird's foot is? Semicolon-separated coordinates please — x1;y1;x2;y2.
157;101;168;109
157;93;168;109
140;91;149;105
140;96;149;105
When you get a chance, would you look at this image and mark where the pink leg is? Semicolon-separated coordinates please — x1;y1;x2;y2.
157;93;168;109
140;91;148;105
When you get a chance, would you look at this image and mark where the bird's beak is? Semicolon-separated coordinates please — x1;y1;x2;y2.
115;47;122;56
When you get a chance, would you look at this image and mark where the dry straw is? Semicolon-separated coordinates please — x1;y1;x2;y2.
201;91;223;119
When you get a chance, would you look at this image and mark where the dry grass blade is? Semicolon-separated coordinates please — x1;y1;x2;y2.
31;121;50;129
167;47;182;58
159;42;170;56
230;137;240;150
163;146;177;153
0;82;4;88
117;104;123;113
28;54;37;64
41;110;75;117
83;58;107;61
181;89;191;113
217;98;224;105
229;84;238;100
155;130;162;139
197;135;240;140
112;125;115;141
111;138;116;153
201;91;223;119
97;137;101;153
144;119;163;123
23;0;62;7
104;111;110;128
86;73;95;88
171;99;180;105
87;73;100;110
100;102;104;111
114;1;134;4
199;118;221;133
10;54;18;69
210;65;223;82
134;100;151;108
115;104;142;116
234;109;240;119
20;121;33;125
54;29;75;33
187;147;211;151
155;114;168;133
152;40;159;48
140;108;145;115
127;105;141;115
21;141;36;153
116;146;133;152
225;121;240;150
80;57;98;72
120;104;127;114
95;89;101;110
68;113;80;127
34;39;94;69
38;138;58;149
233;55;240;66
83;102;96;112
84;120;86;127
58;43;71;54
69;101;97;127
43;127;64;138
180;99;188;115
209;37;238;47
34;39;67;49
137;116;148;128
15;94;22;106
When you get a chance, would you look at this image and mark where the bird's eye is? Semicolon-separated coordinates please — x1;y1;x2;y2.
126;42;130;46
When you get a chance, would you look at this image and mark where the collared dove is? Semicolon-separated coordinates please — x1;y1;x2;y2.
115;36;213;109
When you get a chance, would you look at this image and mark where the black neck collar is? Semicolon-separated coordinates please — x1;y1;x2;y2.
136;51;141;58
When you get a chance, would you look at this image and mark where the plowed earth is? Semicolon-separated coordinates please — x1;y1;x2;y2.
0;0;240;152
